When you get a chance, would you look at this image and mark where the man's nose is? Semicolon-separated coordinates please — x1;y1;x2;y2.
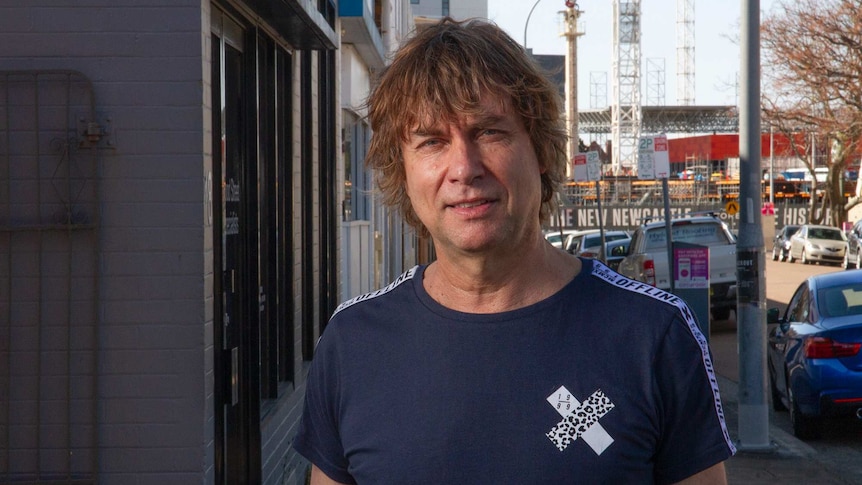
447;134;485;184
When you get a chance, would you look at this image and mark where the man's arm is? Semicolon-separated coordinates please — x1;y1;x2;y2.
310;464;352;485
673;462;728;485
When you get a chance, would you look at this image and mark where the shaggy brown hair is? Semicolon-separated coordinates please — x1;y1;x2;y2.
365;17;568;236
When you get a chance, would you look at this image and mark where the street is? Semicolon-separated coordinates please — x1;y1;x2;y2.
710;257;862;482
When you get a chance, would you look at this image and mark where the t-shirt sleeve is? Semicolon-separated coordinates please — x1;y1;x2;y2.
292;329;356;484
652;313;736;484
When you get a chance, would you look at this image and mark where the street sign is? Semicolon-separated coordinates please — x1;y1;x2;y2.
586;150;601;181
573;151;601;183
653;134;670;178
572;153;588;182
674;245;709;289
637;134;670;179
725;200;740;216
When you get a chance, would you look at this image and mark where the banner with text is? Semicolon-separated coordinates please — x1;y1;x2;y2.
549;203;832;233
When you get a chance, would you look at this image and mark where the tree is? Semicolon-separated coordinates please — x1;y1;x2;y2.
761;0;862;225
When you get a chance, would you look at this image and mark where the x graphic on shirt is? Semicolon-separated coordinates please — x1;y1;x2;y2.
546;385;615;455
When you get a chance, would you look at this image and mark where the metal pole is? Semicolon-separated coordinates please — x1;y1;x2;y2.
770;125;774;205
736;0;772;451
557;193;565;242
596;180;606;262
663;179;674;294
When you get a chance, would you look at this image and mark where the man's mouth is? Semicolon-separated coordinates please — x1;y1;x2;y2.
453;200;490;209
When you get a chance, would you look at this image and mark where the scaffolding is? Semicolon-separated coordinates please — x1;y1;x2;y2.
646;58;666;106
676;0;695;105
611;0;642;174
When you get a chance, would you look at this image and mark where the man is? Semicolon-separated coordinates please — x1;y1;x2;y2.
294;18;735;484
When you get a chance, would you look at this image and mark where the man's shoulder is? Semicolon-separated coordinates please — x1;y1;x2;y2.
330;266;421;319
585;259;707;353
586;259;685;310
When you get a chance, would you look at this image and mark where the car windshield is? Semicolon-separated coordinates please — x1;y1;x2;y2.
583;233;628;247
546;234;563;245
808;228;844;241
643;222;729;251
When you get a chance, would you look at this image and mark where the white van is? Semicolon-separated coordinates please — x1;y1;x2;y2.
782;167;828;182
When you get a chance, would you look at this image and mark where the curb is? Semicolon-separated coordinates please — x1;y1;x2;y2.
716;374;817;457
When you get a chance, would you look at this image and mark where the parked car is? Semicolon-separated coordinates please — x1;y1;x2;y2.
617;213;738;321
603;238;631;271
544;228;581;249
844;219;862;269
772;224;800;262
766;270;862;439
571;230;630;258
787;224;847;266
561;229;600;254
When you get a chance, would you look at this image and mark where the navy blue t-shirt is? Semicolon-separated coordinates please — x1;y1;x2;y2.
293;259;735;484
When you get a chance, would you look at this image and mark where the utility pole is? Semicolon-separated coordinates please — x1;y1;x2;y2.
563;1;584;164
736;0;772;451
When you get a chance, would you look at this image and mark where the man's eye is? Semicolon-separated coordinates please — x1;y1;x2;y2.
417;139;441;149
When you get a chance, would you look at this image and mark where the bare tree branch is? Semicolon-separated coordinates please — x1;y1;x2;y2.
762;0;862;225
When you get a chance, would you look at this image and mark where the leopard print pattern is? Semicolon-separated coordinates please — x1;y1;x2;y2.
546;390;614;452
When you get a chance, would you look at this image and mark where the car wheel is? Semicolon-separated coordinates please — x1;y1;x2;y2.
772;245;779;261
788;384;820;440
769;370;787;412
788;251;795;263
844;252;851;270
801;250;809;265
711;307;731;321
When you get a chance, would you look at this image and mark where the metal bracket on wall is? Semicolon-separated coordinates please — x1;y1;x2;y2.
77;113;115;149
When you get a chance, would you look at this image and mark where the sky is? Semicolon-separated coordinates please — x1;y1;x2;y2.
486;0;777;108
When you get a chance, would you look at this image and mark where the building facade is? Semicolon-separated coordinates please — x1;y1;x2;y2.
410;0;487;20
341;0;418;295
0;0;354;483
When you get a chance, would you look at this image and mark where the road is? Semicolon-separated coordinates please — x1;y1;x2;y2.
709;257;862;482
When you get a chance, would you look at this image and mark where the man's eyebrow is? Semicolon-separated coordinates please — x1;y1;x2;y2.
407;111;512;138
473;113;507;125
469;113;509;128
408;126;443;137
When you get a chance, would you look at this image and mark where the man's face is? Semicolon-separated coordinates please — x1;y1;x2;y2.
402;97;544;256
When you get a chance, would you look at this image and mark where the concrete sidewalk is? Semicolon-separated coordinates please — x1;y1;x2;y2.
717;375;851;484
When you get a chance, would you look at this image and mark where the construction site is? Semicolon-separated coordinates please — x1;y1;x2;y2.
541;1;859;216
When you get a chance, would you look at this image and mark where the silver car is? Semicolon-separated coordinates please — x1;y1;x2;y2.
574;231;631;259
544;229;581;249
788;224;847;266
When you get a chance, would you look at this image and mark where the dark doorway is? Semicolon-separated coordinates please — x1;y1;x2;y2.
211;10;260;485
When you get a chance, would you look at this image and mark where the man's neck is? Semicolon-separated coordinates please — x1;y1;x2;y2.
423;237;581;314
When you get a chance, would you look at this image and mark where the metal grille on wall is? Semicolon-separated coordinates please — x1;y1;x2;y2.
0;70;100;484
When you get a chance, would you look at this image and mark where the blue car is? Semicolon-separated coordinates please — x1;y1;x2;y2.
767;270;862;439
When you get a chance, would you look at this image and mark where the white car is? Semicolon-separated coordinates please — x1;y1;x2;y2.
561;229;601;254
788;224;847;266
544;228;581;249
